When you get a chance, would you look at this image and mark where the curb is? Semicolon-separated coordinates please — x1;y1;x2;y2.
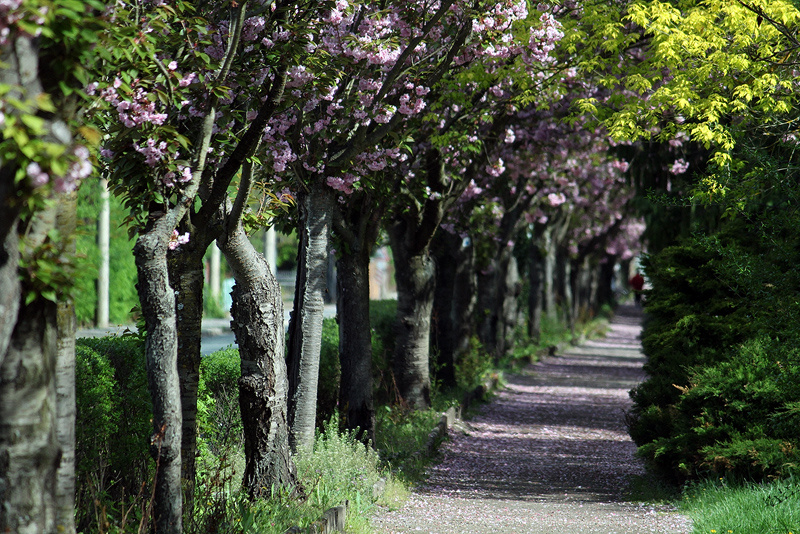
414;373;501;459
285;375;502;533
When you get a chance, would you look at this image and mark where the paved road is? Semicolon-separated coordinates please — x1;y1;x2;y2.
77;304;337;355
372;305;692;534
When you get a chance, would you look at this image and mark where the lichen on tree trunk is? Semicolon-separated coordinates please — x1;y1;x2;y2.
220;218;297;498
287;184;332;453
134;226;183;534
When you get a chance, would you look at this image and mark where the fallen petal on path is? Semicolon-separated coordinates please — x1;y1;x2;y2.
372;305;692;534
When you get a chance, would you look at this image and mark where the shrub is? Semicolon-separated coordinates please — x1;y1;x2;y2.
198;347;243;457
455;336;494;391
75;344;118;513
640;337;800;481
75;335;151;531
630;212;800;483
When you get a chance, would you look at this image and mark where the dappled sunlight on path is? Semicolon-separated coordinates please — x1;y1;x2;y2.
372;305;691;533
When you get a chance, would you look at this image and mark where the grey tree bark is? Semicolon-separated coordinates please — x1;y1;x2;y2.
0;221;20;365
332;190;383;442
388;219;436;409
287;184;333;453
97;179;110;328
1;32;74;534
55;192;77;534
527;238;544;343
542;226;558;321
476;247;521;360
387;148;471;409
1;201;64;534
167;243;205;507
475;193;530;360
219;194;297;497
134;221;184;534
1;295;59;534
336;243;375;443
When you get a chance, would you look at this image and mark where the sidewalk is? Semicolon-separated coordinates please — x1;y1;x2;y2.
372;305;691;534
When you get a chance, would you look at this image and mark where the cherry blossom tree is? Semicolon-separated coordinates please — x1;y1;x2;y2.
261;0;518;447
86;0;320;526
381;3;565;407
1;2;99;532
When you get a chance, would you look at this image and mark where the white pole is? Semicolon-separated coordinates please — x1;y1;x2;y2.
265;225;277;275
210;242;221;303
97;178;110;327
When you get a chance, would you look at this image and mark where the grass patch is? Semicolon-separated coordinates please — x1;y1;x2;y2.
680;476;800;534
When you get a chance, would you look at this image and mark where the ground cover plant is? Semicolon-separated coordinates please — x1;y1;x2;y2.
680;477;800;534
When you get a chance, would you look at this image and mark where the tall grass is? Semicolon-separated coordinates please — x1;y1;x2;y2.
680;476;800;534
220;416;407;534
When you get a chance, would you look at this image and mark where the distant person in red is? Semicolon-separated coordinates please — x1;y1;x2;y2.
629;272;645;306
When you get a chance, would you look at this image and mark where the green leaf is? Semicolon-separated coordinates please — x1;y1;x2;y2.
20;115;46;134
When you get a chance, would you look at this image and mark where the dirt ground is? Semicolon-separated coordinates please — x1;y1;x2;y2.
371;305;692;534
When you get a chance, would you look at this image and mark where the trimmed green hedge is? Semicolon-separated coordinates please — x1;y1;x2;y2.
630;217;800;483
75;335;151;530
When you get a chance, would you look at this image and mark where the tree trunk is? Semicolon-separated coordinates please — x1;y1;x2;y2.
2;190;61;534
499;253;521;358
476;246;519;361
542;227;558;322
1;298;60;534
596;254;617;310
431;231;474;388
0;34;76;533
336;249;375;443
333;191;383;442
388;222;434;409
476;260;500;357
220;223;296;498
287;185;332;453
97;179;110;328
168;245;205;508
527;239;544;343
55;192;77;534
564;255;576;340
134;225;183;534
0;221;20;361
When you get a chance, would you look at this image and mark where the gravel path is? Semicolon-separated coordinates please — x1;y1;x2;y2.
371;305;692;534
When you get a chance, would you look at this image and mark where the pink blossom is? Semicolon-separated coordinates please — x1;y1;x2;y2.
669;158;689;175
178;72;197;87
168;230;190;250
547;192;566;207
26;162;49;188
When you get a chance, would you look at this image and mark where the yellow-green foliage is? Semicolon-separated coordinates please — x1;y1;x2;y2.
570;0;800;167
